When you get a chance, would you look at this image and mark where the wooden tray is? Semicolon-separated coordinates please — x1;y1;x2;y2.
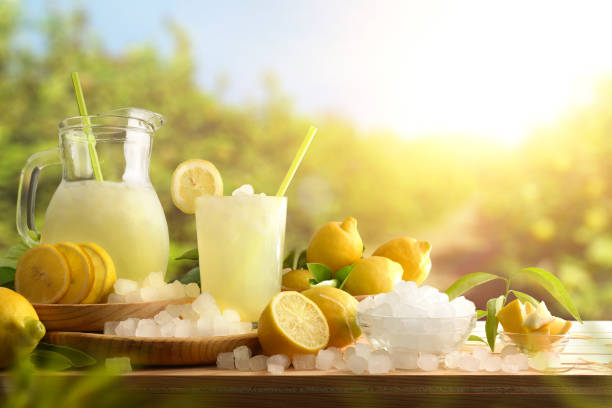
34;298;194;332
44;331;260;366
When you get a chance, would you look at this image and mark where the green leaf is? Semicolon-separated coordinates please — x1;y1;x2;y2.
468;335;487;344
0;266;15;286
314;279;338;288
283;249;296;269
485;295;504;351
296;249;307;270
445;272;503;300
335;264;355;287
509;290;538;306
174;267;200;284
0;241;30;269
30;349;73;371
308;278;318;287
306;263;332;283
516;267;582;323
36;342;96;368
476;310;487;319
175;248;199;261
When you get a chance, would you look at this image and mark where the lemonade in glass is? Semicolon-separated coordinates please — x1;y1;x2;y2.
195;194;287;322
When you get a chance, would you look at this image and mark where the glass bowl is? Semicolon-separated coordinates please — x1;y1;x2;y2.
356;311;477;354
499;330;569;354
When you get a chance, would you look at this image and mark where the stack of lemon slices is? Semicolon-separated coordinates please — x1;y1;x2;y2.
14;242;116;304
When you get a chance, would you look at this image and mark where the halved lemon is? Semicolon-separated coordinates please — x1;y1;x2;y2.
258;291;329;357
14;245;71;304
171;159;223;214
55;242;93;304
80;242;116;302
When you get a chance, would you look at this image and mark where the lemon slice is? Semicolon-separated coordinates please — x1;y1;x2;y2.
14;245;71;304
79;243;110;303
258;291;329;357
171;159;223;214
55;242;93;304
80;242;116;302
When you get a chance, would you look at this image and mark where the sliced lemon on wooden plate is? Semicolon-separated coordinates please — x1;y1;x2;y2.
15;244;71;304
80;242;117;302
258;291;329;357
55;242;93;304
171;159;223;214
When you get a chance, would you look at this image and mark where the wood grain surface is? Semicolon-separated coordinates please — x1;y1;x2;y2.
33;298;194;332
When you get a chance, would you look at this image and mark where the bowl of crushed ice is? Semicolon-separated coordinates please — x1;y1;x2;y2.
356;281;477;355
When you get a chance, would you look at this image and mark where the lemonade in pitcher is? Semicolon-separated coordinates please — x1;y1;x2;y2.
17;108;169;281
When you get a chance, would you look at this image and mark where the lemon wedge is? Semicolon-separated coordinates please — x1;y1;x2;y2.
171;159;223;214
55;242;93;304
15;244;71;304
258;291;329;357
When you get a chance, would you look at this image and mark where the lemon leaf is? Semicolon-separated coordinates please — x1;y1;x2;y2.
30;349;73;371
476;310;487;319
0;241;30;269
307;263;332;283
468;335;487;344
0;266;15;286
175;248;198;261
485;295;504;351
515;267;582;323
509;290;538;306
296;249;308;270
175;267;200;284
335;264;355;288
445;272;503;300
308;278;318;287
37;342;96;367
283;249;296;269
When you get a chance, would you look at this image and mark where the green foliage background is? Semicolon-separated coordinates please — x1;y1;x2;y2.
1;3;611;319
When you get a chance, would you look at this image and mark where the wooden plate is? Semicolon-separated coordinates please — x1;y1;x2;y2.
33;298;194;332
44;331;260;366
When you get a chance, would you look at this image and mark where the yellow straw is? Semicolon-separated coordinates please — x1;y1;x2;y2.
275;126;317;197
71;72;103;182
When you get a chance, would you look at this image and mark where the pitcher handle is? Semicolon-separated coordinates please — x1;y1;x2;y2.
16;148;62;247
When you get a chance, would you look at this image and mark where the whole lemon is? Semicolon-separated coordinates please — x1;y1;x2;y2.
0;287;46;368
372;237;432;284
341;256;403;296
307;217;363;272
281;269;313;291
302;286;361;347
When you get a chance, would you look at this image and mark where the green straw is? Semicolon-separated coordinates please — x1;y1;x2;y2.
71;72;103;182
275;126;317;196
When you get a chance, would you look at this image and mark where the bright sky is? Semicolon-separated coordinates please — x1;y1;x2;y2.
23;0;612;145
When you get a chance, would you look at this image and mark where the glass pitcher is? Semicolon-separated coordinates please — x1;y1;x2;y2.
17;108;169;281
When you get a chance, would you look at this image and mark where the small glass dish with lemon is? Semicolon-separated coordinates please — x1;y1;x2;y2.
498;330;569;354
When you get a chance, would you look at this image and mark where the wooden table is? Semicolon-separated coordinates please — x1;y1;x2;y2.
2;321;612;407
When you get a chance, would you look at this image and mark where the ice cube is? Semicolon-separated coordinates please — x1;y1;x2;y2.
483;355;502;372
293;354;316;370
160;319;178;337
443;351;463;369
268;354;291;369
236;357;250;371
105;357;132;373
143;272;165;288
222;309;241;323
140;286;160;302
107;293;125;304
135;319;160;337
103;321;119;335
196;316;213;337
115;318;138;337
346;355;368;374
180;304;199;321
216;352;235;370
166;304;183;318
392;351;418;370
124;290;142;303
331;348;346;370
158;284;175;300
343;346;356;361
213;315;229;336
315;349;336;370
267;363;284;374
170;280;186;299
500;345;521;358
458;354;480;371
154;310;173;326
192;292;219;315
368;350;393;374
355;343;372;359
514;353;529;371
233;345;252;361
249;355;268;371
232;184;255;196
356;296;376;313
417;353;439;371
174;319;194;338
472;347;490;369
114;279;139;296
185;282;201;298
